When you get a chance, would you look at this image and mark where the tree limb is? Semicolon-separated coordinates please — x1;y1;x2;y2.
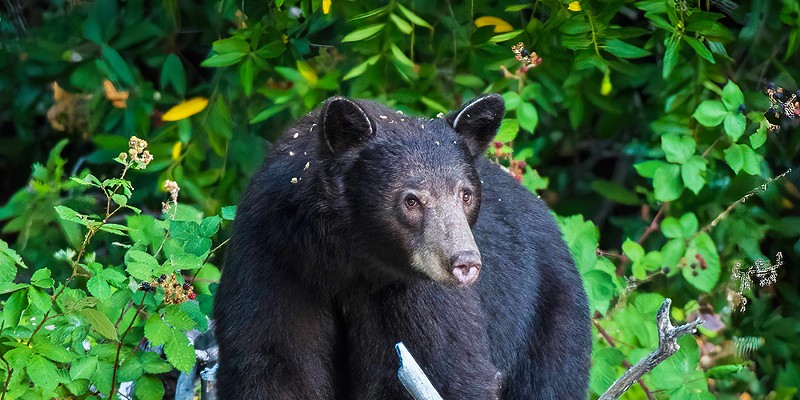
599;298;704;400
396;342;444;400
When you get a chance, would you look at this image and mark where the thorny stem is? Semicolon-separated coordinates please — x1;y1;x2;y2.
109;293;147;399
1;353;10;400
26;224;100;345
695;168;793;237
594;321;655;400
614;207;665;276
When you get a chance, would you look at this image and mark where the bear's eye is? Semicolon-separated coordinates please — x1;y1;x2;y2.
405;195;420;209
462;191;472;204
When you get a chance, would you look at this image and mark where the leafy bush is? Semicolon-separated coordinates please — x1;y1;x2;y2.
1;0;799;398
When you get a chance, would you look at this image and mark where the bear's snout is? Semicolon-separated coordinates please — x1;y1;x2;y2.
451;250;481;285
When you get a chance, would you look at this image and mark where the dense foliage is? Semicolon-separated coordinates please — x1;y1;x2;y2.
1;0;799;398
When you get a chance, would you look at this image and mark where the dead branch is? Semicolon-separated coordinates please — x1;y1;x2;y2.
599;299;704;400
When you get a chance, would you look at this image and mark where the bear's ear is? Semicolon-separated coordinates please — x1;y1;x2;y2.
320;97;375;154
446;94;505;157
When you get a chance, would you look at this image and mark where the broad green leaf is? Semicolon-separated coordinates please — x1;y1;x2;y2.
750;123;767;149
661;239;686;269
653;164;683;201
28;355;61;393
634;160;669;179
125;250;159;280
622;239;645;262
682;232;721;292
495;119;519;143
28;286;51;312
240;58;254;97
144;314;172;345
692;100;726;127
79;308;119;341
164;328;195;372
70;356;98;380
721;80;744;110
164;304;196;330
740;144;760;175
679;213;699;237
211;37;249;54
517;102;538;133
661;217;683;239
723;112;746;141
661;134;695;164
341;23;385;42
160;53;186;97
590;180;639;205
200;52;246;68
681;156;707;195
101;45;135;86
390;14;413;34
87;275;112;299
136;374;165;400
221;206;237;220
30;268;54;288
3;290;27;326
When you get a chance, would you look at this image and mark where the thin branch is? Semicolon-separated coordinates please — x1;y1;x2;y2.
109;293;147;398
594;321;655;400
615;207;665;276
599;299;704;400
396;342;444;400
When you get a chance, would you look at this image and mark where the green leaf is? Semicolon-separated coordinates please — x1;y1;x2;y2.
212;37;249;54
342;54;381;80
164;304;196;330
180;300;209;332
253;40;286;59
249;103;290;124
622;239;645;262
3;290;27;326
341;23;385;42
723;112;746;141
28;286;51;312
28;355;61;393
200;52;246;68
634;160;669;179
160;53;186;97
390;13;413;34
661;217;683;239
101;45;135;86
495;119;519;142
750;123;767;149
125;250;159;280
396;3;433;29
683;232;721;292
692;100;727;127
30;268;54;288
221;206;237;220
681;156;707;195
87;275;112;299
683;36;715;64
111;193;128;207
663;33;681;79
141;352;173;374
661;134;696;164
653;164;683;201
79;309;119;341
590;180;639;205
200;215;223;237
489;30;523;43
721;80;744;110
679;213;699;237
604;39;651;59
240;58;254;97
144;315;171;345
135;374;165;400
517;102;538;133
164;328;195;372
740;144;760;175
70;356;98;380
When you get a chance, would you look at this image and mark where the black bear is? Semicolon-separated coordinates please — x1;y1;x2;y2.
214;94;591;399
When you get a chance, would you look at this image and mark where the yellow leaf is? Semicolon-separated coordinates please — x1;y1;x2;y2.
172;141;182;161
322;0;331;14
601;72;612;96
474;16;513;33
297;61;318;86
568;1;582;11
162;97;209;121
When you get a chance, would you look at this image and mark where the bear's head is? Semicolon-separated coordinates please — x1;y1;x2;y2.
317;94;505;287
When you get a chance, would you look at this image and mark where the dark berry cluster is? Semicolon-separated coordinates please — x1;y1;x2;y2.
511;42;542;73
139;273;197;304
766;82;799;126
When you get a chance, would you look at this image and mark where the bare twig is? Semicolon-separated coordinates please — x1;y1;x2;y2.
599;299;704;400
593;321;655;400
396;342;444;400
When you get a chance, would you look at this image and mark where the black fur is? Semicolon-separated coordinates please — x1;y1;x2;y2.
213;95;591;399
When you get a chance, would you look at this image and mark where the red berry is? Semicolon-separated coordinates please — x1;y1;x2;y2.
188;292;197;300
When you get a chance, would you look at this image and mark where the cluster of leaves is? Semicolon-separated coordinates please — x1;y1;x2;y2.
0;143;231;398
2;0;800;399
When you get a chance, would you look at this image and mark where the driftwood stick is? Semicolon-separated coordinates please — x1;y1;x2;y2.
396;342;444;400
599;298;704;400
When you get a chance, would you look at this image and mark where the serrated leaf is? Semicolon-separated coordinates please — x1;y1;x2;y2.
79;309;118;341
164;329;195;372
70;356;98;380
111;193;128;207
495;119;519;142
164;305;196;330
135;374;165;400
28;355;61;393
87;275;111;299
144;315;171;345
31;268;54;288
683;232;720;292
28;286;51;312
125;250;159;280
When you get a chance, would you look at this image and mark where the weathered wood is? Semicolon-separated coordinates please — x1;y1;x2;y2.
396;342;444;400
598;298;704;400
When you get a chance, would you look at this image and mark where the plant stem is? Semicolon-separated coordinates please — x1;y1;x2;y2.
594;320;655;400
109;293;147;399
0;356;11;400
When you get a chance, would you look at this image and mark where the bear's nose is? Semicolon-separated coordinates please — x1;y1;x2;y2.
451;251;482;286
